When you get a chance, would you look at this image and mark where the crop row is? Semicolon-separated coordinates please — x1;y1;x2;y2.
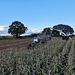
0;39;74;75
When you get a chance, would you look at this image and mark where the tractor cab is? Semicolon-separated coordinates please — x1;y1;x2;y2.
32;37;41;44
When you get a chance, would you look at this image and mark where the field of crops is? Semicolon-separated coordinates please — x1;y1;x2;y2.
0;37;75;75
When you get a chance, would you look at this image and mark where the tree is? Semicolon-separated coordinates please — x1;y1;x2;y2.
8;21;28;37
52;24;74;35
31;33;40;37
42;28;52;35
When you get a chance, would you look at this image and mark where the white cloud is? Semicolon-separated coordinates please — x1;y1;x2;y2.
25;29;43;35
0;26;75;36
0;26;8;31
0;26;43;36
0;26;9;36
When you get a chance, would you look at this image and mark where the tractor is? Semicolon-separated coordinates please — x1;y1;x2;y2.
50;27;72;40
27;28;51;49
27;27;72;49
27;37;46;49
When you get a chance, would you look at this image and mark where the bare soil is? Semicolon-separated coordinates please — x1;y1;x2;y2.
0;38;32;50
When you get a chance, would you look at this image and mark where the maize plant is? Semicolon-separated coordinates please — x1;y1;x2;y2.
0;38;75;75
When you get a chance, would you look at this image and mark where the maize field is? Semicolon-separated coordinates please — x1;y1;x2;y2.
0;37;75;75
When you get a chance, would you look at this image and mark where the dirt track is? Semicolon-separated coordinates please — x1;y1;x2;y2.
0;38;32;50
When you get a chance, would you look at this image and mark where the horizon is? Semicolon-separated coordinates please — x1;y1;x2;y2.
0;0;75;36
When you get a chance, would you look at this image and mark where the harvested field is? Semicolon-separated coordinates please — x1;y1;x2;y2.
0;37;74;50
0;38;32;50
0;37;61;50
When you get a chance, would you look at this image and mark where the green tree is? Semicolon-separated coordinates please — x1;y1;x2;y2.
52;24;74;35
42;28;52;35
8;21;28;37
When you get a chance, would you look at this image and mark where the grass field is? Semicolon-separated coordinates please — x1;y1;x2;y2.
0;37;75;75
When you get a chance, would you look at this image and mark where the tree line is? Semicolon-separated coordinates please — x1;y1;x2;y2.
8;21;74;38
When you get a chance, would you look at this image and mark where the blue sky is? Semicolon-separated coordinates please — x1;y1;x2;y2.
0;0;75;35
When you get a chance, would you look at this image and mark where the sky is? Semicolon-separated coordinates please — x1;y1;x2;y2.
0;0;75;36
